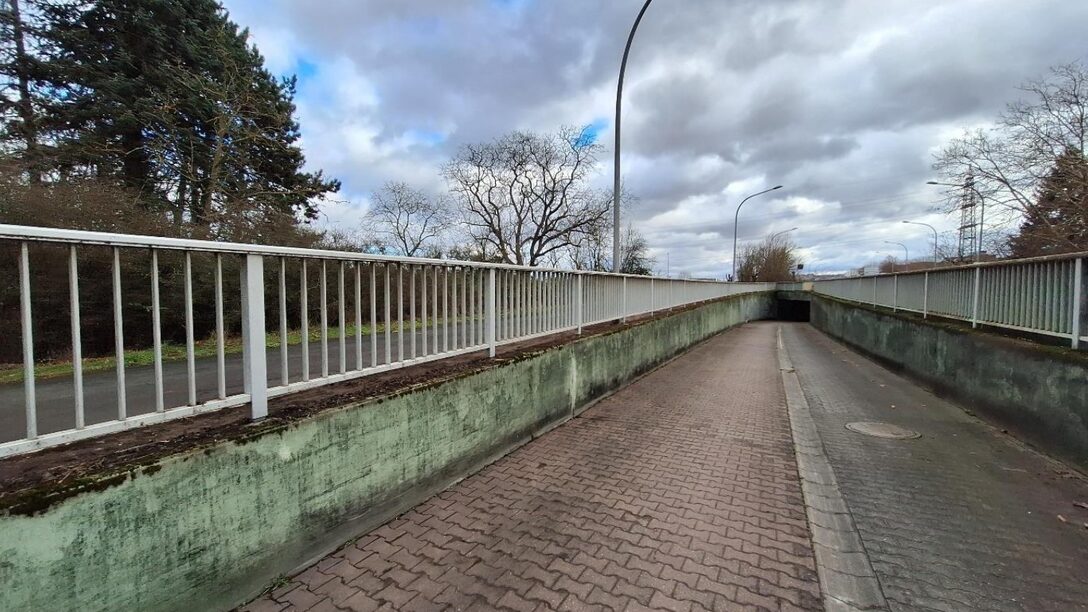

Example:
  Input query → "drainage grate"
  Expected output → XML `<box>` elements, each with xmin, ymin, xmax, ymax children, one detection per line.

<box><xmin>845</xmin><ymin>421</ymin><xmax>921</xmax><ymax>439</ymax></box>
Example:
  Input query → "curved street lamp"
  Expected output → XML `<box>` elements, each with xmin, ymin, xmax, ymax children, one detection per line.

<box><xmin>613</xmin><ymin>0</ymin><xmax>655</xmax><ymax>272</ymax></box>
<box><xmin>884</xmin><ymin>240</ymin><xmax>909</xmax><ymax>267</ymax></box>
<box><xmin>902</xmin><ymin>220</ymin><xmax>938</xmax><ymax>265</ymax></box>
<box><xmin>769</xmin><ymin>227</ymin><xmax>798</xmax><ymax>242</ymax></box>
<box><xmin>731</xmin><ymin>185</ymin><xmax>783</xmax><ymax>281</ymax></box>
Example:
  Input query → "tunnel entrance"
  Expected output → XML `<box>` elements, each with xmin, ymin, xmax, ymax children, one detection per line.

<box><xmin>777</xmin><ymin>299</ymin><xmax>811</xmax><ymax>322</ymax></box>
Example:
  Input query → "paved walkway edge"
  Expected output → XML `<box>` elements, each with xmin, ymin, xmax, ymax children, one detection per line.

<box><xmin>776</xmin><ymin>326</ymin><xmax>889</xmax><ymax>612</ymax></box>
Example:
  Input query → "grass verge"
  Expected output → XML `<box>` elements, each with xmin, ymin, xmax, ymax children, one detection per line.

<box><xmin>0</xmin><ymin>318</ymin><xmax>454</xmax><ymax>385</ymax></box>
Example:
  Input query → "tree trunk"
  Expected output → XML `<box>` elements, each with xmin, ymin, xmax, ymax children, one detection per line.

<box><xmin>9</xmin><ymin>0</ymin><xmax>40</xmax><ymax>182</ymax></box>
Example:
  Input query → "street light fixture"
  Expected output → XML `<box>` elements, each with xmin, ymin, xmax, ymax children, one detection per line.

<box><xmin>927</xmin><ymin>179</ymin><xmax>986</xmax><ymax>263</ymax></box>
<box><xmin>613</xmin><ymin>0</ymin><xmax>655</xmax><ymax>272</ymax></box>
<box><xmin>731</xmin><ymin>185</ymin><xmax>784</xmax><ymax>281</ymax></box>
<box><xmin>902</xmin><ymin>220</ymin><xmax>938</xmax><ymax>265</ymax></box>
<box><xmin>884</xmin><ymin>241</ymin><xmax>908</xmax><ymax>268</ymax></box>
<box><xmin>769</xmin><ymin>227</ymin><xmax>798</xmax><ymax>242</ymax></box>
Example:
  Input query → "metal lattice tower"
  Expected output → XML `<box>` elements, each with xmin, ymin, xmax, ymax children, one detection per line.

<box><xmin>957</xmin><ymin>175</ymin><xmax>978</xmax><ymax>261</ymax></box>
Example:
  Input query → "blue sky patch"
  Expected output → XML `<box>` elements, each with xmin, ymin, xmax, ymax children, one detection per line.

<box><xmin>490</xmin><ymin>0</ymin><xmax>533</xmax><ymax>13</ymax></box>
<box><xmin>405</xmin><ymin>129</ymin><xmax>447</xmax><ymax>147</ymax></box>
<box><xmin>575</xmin><ymin>118</ymin><xmax>609</xmax><ymax>147</ymax></box>
<box><xmin>294</xmin><ymin>57</ymin><xmax>319</xmax><ymax>82</ymax></box>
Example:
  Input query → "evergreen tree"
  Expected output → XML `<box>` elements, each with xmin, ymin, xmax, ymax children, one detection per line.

<box><xmin>2</xmin><ymin>0</ymin><xmax>338</xmax><ymax>236</ymax></box>
<box><xmin>1008</xmin><ymin>148</ymin><xmax>1088</xmax><ymax>257</ymax></box>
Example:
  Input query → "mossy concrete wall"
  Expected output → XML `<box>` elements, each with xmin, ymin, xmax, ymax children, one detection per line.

<box><xmin>0</xmin><ymin>292</ymin><xmax>774</xmax><ymax>612</ymax></box>
<box><xmin>811</xmin><ymin>295</ymin><xmax>1088</xmax><ymax>470</ymax></box>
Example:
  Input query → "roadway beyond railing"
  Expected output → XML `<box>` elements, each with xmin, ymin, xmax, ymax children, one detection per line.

<box><xmin>813</xmin><ymin>252</ymin><xmax>1087</xmax><ymax>349</ymax></box>
<box><xmin>0</xmin><ymin>224</ymin><xmax>774</xmax><ymax>457</ymax></box>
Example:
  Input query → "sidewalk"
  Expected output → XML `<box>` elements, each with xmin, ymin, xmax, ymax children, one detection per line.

<box><xmin>244</xmin><ymin>320</ymin><xmax>1088</xmax><ymax>612</ymax></box>
<box><xmin>244</xmin><ymin>322</ymin><xmax>821</xmax><ymax>612</ymax></box>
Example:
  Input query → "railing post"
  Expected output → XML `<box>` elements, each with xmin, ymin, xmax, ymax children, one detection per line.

<box><xmin>892</xmin><ymin>274</ymin><xmax>898</xmax><ymax>312</ymax></box>
<box><xmin>923</xmin><ymin>271</ymin><xmax>929</xmax><ymax>319</ymax></box>
<box><xmin>621</xmin><ymin>277</ymin><xmax>627</xmax><ymax>323</ymax></box>
<box><xmin>69</xmin><ymin>245</ymin><xmax>84</xmax><ymax>428</ymax></box>
<box><xmin>487</xmin><ymin>268</ymin><xmax>496</xmax><ymax>357</ymax></box>
<box><xmin>113</xmin><ymin>247</ymin><xmax>126</xmax><ymax>420</ymax></box>
<box><xmin>971</xmin><ymin>265</ymin><xmax>981</xmax><ymax>329</ymax></box>
<box><xmin>1072</xmin><ymin>257</ymin><xmax>1083</xmax><ymax>349</ymax></box>
<box><xmin>241</xmin><ymin>254</ymin><xmax>268</xmax><ymax>419</ymax></box>
<box><xmin>576</xmin><ymin>274</ymin><xmax>583</xmax><ymax>334</ymax></box>
<box><xmin>19</xmin><ymin>242</ymin><xmax>36</xmax><ymax>439</ymax></box>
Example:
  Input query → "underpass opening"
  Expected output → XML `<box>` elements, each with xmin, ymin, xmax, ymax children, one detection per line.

<box><xmin>777</xmin><ymin>298</ymin><xmax>811</xmax><ymax>322</ymax></box>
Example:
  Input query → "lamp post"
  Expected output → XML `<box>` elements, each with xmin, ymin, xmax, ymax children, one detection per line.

<box><xmin>769</xmin><ymin>227</ymin><xmax>798</xmax><ymax>242</ymax></box>
<box><xmin>927</xmin><ymin>179</ymin><xmax>985</xmax><ymax>262</ymax></box>
<box><xmin>731</xmin><ymin>185</ymin><xmax>783</xmax><ymax>281</ymax></box>
<box><xmin>884</xmin><ymin>241</ymin><xmax>908</xmax><ymax>270</ymax></box>
<box><xmin>613</xmin><ymin>0</ymin><xmax>655</xmax><ymax>272</ymax></box>
<box><xmin>902</xmin><ymin>220</ymin><xmax>938</xmax><ymax>266</ymax></box>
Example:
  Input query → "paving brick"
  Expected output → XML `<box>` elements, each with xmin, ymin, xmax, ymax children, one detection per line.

<box><xmin>496</xmin><ymin>589</ymin><xmax>540</xmax><ymax>612</ymax></box>
<box><xmin>306</xmin><ymin>597</ymin><xmax>339</xmax><ymax>612</ymax></box>
<box><xmin>554</xmin><ymin>575</ymin><xmax>594</xmax><ymax>601</ymax></box>
<box><xmin>348</xmin><ymin>572</ymin><xmax>387</xmax><ymax>594</ymax></box>
<box><xmin>372</xmin><ymin>584</ymin><xmax>417</xmax><ymax>608</ymax></box>
<box><xmin>337</xmin><ymin>590</ymin><xmax>385</xmax><ymax>612</ymax></box>
<box><xmin>293</xmin><ymin>567</ymin><xmax>334</xmax><ymax>591</ymax></box>
<box><xmin>613</xmin><ymin>579</ymin><xmax>655</xmax><ymax>607</ymax></box>
<box><xmin>278</xmin><ymin>585</ymin><xmax>325</xmax><ymax>610</ymax></box>
<box><xmin>241</xmin><ymin>325</ymin><xmax>821</xmax><ymax>612</ymax></box>
<box><xmin>239</xmin><ymin>597</ymin><xmax>287</xmax><ymax>612</ymax></box>
<box><xmin>433</xmin><ymin>587</ymin><xmax>484</xmax><ymax>611</ymax></box>
<box><xmin>524</xmin><ymin>583</ymin><xmax>566</xmax><ymax>608</ymax></box>
<box><xmin>325</xmin><ymin>559</ymin><xmax>366</xmax><ymax>584</ymax></box>
<box><xmin>735</xmin><ymin>585</ymin><xmax>779</xmax><ymax>610</ymax></box>
<box><xmin>649</xmin><ymin>590</ymin><xmax>693</xmax><ymax>612</ymax></box>
<box><xmin>311</xmin><ymin>577</ymin><xmax>358</xmax><ymax>606</ymax></box>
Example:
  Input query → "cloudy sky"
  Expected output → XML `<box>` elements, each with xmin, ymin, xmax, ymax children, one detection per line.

<box><xmin>222</xmin><ymin>0</ymin><xmax>1087</xmax><ymax>277</ymax></box>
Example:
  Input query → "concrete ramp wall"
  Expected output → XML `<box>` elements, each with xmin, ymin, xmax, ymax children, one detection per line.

<box><xmin>0</xmin><ymin>292</ymin><xmax>774</xmax><ymax>612</ymax></box>
<box><xmin>811</xmin><ymin>295</ymin><xmax>1088</xmax><ymax>471</ymax></box>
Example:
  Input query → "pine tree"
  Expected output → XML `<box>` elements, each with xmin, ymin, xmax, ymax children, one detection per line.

<box><xmin>6</xmin><ymin>0</ymin><xmax>338</xmax><ymax>234</ymax></box>
<box><xmin>1008</xmin><ymin>148</ymin><xmax>1088</xmax><ymax>257</ymax></box>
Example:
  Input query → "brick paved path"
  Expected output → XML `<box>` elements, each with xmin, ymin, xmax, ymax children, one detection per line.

<box><xmin>782</xmin><ymin>323</ymin><xmax>1088</xmax><ymax>612</ymax></box>
<box><xmin>245</xmin><ymin>323</ymin><xmax>821</xmax><ymax>612</ymax></box>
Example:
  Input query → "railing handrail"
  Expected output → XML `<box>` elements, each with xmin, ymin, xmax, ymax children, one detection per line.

<box><xmin>812</xmin><ymin>249</ymin><xmax>1088</xmax><ymax>282</ymax></box>
<box><xmin>0</xmin><ymin>223</ymin><xmax>757</xmax><ymax>284</ymax></box>
<box><xmin>811</xmin><ymin>252</ymin><xmax>1085</xmax><ymax>351</ymax></box>
<box><xmin>0</xmin><ymin>223</ymin><xmax>778</xmax><ymax>458</ymax></box>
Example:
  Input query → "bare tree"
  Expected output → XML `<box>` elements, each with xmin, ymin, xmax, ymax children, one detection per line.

<box><xmin>736</xmin><ymin>233</ymin><xmax>798</xmax><ymax>282</ymax></box>
<box><xmin>569</xmin><ymin>222</ymin><xmax>654</xmax><ymax>274</ymax></box>
<box><xmin>877</xmin><ymin>256</ymin><xmax>900</xmax><ymax>274</ymax></box>
<box><xmin>444</xmin><ymin>126</ymin><xmax>610</xmax><ymax>266</ymax></box>
<box><xmin>934</xmin><ymin>62</ymin><xmax>1088</xmax><ymax>252</ymax></box>
<box><xmin>362</xmin><ymin>181</ymin><xmax>451</xmax><ymax>256</ymax></box>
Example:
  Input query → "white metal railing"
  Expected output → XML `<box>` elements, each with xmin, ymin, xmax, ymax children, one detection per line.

<box><xmin>0</xmin><ymin>224</ymin><xmax>774</xmax><ymax>457</ymax></box>
<box><xmin>813</xmin><ymin>253</ymin><xmax>1087</xmax><ymax>349</ymax></box>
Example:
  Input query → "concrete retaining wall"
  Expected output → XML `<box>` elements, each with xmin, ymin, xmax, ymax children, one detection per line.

<box><xmin>0</xmin><ymin>292</ymin><xmax>774</xmax><ymax>612</ymax></box>
<box><xmin>811</xmin><ymin>295</ymin><xmax>1088</xmax><ymax>470</ymax></box>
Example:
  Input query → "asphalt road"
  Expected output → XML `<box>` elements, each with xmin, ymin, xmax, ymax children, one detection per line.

<box><xmin>1</xmin><ymin>320</ymin><xmax>489</xmax><ymax>443</ymax></box>
<box><xmin>782</xmin><ymin>322</ymin><xmax>1088</xmax><ymax>611</ymax></box>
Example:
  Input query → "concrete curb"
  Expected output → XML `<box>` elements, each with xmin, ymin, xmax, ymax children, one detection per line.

<box><xmin>777</xmin><ymin>326</ymin><xmax>889</xmax><ymax>612</ymax></box>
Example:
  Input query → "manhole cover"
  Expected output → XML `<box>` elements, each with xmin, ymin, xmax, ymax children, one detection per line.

<box><xmin>845</xmin><ymin>421</ymin><xmax>921</xmax><ymax>439</ymax></box>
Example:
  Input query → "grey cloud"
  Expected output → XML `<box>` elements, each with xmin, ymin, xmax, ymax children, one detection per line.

<box><xmin>224</xmin><ymin>0</ymin><xmax>1088</xmax><ymax>275</ymax></box>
